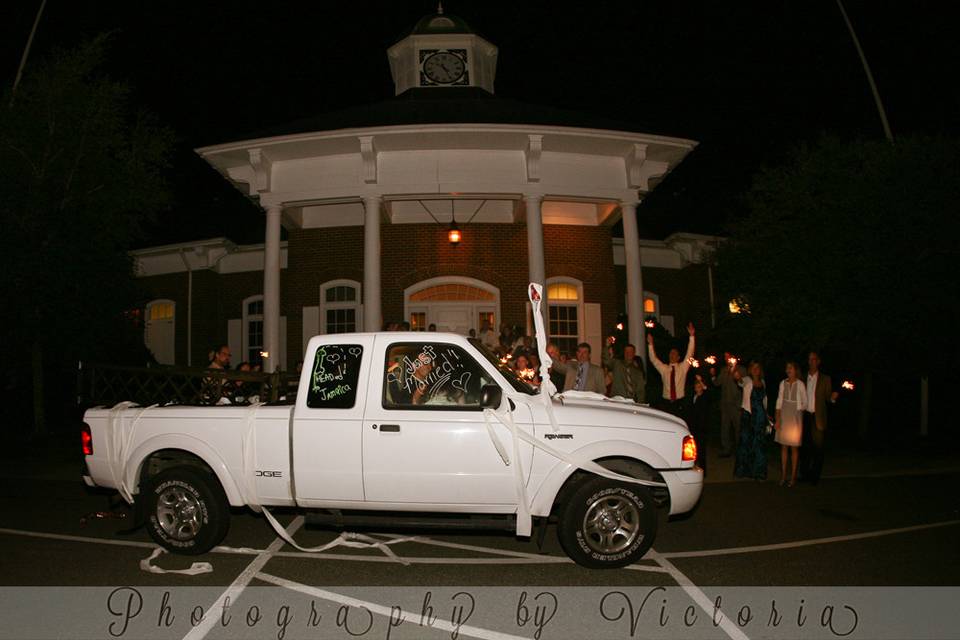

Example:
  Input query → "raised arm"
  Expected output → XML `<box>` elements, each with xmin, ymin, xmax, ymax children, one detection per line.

<box><xmin>684</xmin><ymin>322</ymin><xmax>696</xmax><ymax>362</ymax></box>
<box><xmin>646</xmin><ymin>334</ymin><xmax>666</xmax><ymax>371</ymax></box>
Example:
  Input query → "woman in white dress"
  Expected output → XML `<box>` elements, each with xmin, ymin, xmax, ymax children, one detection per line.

<box><xmin>775</xmin><ymin>361</ymin><xmax>807</xmax><ymax>486</ymax></box>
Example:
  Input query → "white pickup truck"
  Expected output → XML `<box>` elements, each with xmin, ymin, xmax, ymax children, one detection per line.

<box><xmin>82</xmin><ymin>332</ymin><xmax>702</xmax><ymax>568</ymax></box>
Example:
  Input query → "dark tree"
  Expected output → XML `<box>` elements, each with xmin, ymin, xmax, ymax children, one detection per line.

<box><xmin>715</xmin><ymin>135</ymin><xmax>960</xmax><ymax>435</ymax></box>
<box><xmin>1</xmin><ymin>35</ymin><xmax>174</xmax><ymax>435</ymax></box>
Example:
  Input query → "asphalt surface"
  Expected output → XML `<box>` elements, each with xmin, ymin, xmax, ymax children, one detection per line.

<box><xmin>0</xmin><ymin>438</ymin><xmax>958</xmax><ymax>639</ymax></box>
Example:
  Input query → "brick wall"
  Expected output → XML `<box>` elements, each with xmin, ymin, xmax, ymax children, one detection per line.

<box><xmin>138</xmin><ymin>223</ymin><xmax>624</xmax><ymax>369</ymax></box>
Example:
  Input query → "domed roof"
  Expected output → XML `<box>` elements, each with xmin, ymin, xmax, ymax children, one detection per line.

<box><xmin>409</xmin><ymin>4</ymin><xmax>474</xmax><ymax>36</ymax></box>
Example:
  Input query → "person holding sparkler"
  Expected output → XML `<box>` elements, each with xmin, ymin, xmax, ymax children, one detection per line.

<box><xmin>710</xmin><ymin>352</ymin><xmax>747</xmax><ymax>458</ymax></box>
<box><xmin>774</xmin><ymin>361</ymin><xmax>807</xmax><ymax>486</ymax></box>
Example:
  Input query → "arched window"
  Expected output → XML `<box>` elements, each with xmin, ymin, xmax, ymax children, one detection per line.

<box><xmin>321</xmin><ymin>280</ymin><xmax>361</xmax><ymax>334</ymax></box>
<box><xmin>546</xmin><ymin>278</ymin><xmax>583</xmax><ymax>358</ymax></box>
<box><xmin>145</xmin><ymin>299</ymin><xmax>176</xmax><ymax>365</ymax></box>
<box><xmin>242</xmin><ymin>295</ymin><xmax>264</xmax><ymax>364</ymax></box>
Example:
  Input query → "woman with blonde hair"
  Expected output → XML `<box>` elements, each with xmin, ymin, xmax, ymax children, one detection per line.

<box><xmin>775</xmin><ymin>361</ymin><xmax>807</xmax><ymax>486</ymax></box>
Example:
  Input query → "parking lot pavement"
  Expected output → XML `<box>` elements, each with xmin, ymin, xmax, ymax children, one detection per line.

<box><xmin>1</xmin><ymin>442</ymin><xmax>958</xmax><ymax>640</ymax></box>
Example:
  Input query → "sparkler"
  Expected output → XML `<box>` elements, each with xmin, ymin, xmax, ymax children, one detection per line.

<box><xmin>688</xmin><ymin>358</ymin><xmax>700</xmax><ymax>368</ymax></box>
<box><xmin>644</xmin><ymin>320</ymin><xmax>655</xmax><ymax>328</ymax></box>
<box><xmin>727</xmin><ymin>357</ymin><xmax>738</xmax><ymax>366</ymax></box>
<box><xmin>842</xmin><ymin>380</ymin><xmax>855</xmax><ymax>391</ymax></box>
<box><xmin>704</xmin><ymin>355</ymin><xmax>717</xmax><ymax>365</ymax></box>
<box><xmin>616</xmin><ymin>322</ymin><xmax>624</xmax><ymax>331</ymax></box>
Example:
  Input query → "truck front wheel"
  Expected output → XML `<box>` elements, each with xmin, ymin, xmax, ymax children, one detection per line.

<box><xmin>557</xmin><ymin>477</ymin><xmax>657</xmax><ymax>569</ymax></box>
<box><xmin>143</xmin><ymin>466</ymin><xmax>230</xmax><ymax>555</ymax></box>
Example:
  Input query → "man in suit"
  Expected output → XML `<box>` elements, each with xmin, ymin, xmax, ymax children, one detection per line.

<box><xmin>548</xmin><ymin>342</ymin><xmax>606</xmax><ymax>394</ymax></box>
<box><xmin>800</xmin><ymin>350</ymin><xmax>839</xmax><ymax>484</ymax></box>
<box><xmin>710</xmin><ymin>352</ymin><xmax>747</xmax><ymax>457</ymax></box>
<box><xmin>603</xmin><ymin>337</ymin><xmax>646</xmax><ymax>403</ymax></box>
<box><xmin>648</xmin><ymin>322</ymin><xmax>696</xmax><ymax>418</ymax></box>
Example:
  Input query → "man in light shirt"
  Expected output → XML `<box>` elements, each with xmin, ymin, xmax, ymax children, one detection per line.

<box><xmin>647</xmin><ymin>322</ymin><xmax>696</xmax><ymax>418</ymax></box>
<box><xmin>800</xmin><ymin>350</ymin><xmax>839</xmax><ymax>485</ymax></box>
<box><xmin>479</xmin><ymin>321</ymin><xmax>498</xmax><ymax>350</ymax></box>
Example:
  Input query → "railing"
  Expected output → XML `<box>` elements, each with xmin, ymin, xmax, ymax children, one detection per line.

<box><xmin>78</xmin><ymin>362</ymin><xmax>299</xmax><ymax>408</ymax></box>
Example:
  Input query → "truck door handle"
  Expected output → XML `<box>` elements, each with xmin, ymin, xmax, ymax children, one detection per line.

<box><xmin>379</xmin><ymin>424</ymin><xmax>401</xmax><ymax>433</ymax></box>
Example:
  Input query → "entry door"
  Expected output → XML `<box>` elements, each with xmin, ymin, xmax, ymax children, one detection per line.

<box><xmin>434</xmin><ymin>305</ymin><xmax>471</xmax><ymax>335</ymax></box>
<box><xmin>362</xmin><ymin>337</ymin><xmax>533</xmax><ymax>507</ymax></box>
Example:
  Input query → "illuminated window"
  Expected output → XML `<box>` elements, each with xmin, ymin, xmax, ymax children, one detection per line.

<box><xmin>321</xmin><ymin>280</ymin><xmax>361</xmax><ymax>334</ymax></box>
<box><xmin>148</xmin><ymin>302</ymin><xmax>175</xmax><ymax>321</ymax></box>
<box><xmin>644</xmin><ymin>298</ymin><xmax>656</xmax><ymax>314</ymax></box>
<box><xmin>547</xmin><ymin>282</ymin><xmax>579</xmax><ymax>301</ymax></box>
<box><xmin>547</xmin><ymin>278</ymin><xmax>583</xmax><ymax>357</ymax></box>
<box><xmin>409</xmin><ymin>284</ymin><xmax>496</xmax><ymax>302</ymax></box>
<box><xmin>410</xmin><ymin>312</ymin><xmax>426</xmax><ymax>331</ymax></box>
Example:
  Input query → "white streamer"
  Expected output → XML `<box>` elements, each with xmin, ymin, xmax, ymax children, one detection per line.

<box><xmin>106</xmin><ymin>401</ymin><xmax>158</xmax><ymax>504</ymax></box>
<box><xmin>139</xmin><ymin>547</ymin><xmax>213</xmax><ymax>575</ymax></box>
<box><xmin>528</xmin><ymin>283</ymin><xmax>561</xmax><ymax>433</ymax></box>
<box><xmin>259</xmin><ymin>507</ymin><xmax>416</xmax><ymax>565</ymax></box>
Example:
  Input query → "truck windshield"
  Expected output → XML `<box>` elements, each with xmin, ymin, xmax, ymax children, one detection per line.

<box><xmin>468</xmin><ymin>338</ymin><xmax>539</xmax><ymax>396</ymax></box>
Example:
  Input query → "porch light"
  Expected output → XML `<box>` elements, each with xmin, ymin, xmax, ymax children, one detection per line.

<box><xmin>448</xmin><ymin>223</ymin><xmax>461</xmax><ymax>245</ymax></box>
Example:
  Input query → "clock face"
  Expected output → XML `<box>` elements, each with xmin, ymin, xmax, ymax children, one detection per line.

<box><xmin>421</xmin><ymin>50</ymin><xmax>467</xmax><ymax>85</ymax></box>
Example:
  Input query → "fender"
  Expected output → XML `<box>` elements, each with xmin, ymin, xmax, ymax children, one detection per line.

<box><xmin>528</xmin><ymin>439</ymin><xmax>670</xmax><ymax>517</ymax></box>
<box><xmin>126</xmin><ymin>434</ymin><xmax>245</xmax><ymax>507</ymax></box>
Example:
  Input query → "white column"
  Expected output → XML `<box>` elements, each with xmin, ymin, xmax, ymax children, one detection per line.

<box><xmin>263</xmin><ymin>203</ymin><xmax>282</xmax><ymax>372</ymax></box>
<box><xmin>363</xmin><ymin>195</ymin><xmax>382</xmax><ymax>332</ymax></box>
<box><xmin>621</xmin><ymin>200</ymin><xmax>646</xmax><ymax>351</ymax></box>
<box><xmin>524</xmin><ymin>194</ymin><xmax>547</xmax><ymax>327</ymax></box>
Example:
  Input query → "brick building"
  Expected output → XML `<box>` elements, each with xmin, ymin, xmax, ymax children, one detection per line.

<box><xmin>132</xmin><ymin>9</ymin><xmax>721</xmax><ymax>370</ymax></box>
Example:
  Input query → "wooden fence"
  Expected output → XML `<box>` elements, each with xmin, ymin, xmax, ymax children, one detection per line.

<box><xmin>77</xmin><ymin>363</ymin><xmax>299</xmax><ymax>408</ymax></box>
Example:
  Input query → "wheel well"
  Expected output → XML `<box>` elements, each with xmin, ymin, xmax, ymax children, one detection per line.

<box><xmin>137</xmin><ymin>449</ymin><xmax>218</xmax><ymax>493</ymax></box>
<box><xmin>551</xmin><ymin>456</ymin><xmax>669</xmax><ymax>515</ymax></box>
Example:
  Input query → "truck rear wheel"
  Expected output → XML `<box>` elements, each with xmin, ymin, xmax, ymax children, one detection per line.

<box><xmin>557</xmin><ymin>477</ymin><xmax>657</xmax><ymax>569</ymax></box>
<box><xmin>143</xmin><ymin>466</ymin><xmax>229</xmax><ymax>555</ymax></box>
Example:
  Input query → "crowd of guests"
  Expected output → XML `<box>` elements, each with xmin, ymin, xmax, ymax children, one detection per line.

<box><xmin>464</xmin><ymin>320</ymin><xmax>839</xmax><ymax>487</ymax></box>
<box><xmin>205</xmin><ymin>321</ymin><xmax>840</xmax><ymax>485</ymax></box>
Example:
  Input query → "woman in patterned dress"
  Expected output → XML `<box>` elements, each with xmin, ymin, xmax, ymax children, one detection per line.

<box><xmin>734</xmin><ymin>361</ymin><xmax>768</xmax><ymax>480</ymax></box>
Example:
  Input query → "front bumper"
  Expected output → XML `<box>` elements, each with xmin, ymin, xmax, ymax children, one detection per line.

<box><xmin>660</xmin><ymin>467</ymin><xmax>703</xmax><ymax>515</ymax></box>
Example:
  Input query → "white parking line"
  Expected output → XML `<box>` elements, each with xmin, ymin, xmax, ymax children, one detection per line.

<box><xmin>378</xmin><ymin>533</ymin><xmax>669</xmax><ymax>572</ymax></box>
<box><xmin>647</xmin><ymin>548</ymin><xmax>751</xmax><ymax>640</ymax></box>
<box><xmin>257</xmin><ymin>571</ymin><xmax>529</xmax><ymax>640</ymax></box>
<box><xmin>658</xmin><ymin>519</ymin><xmax>960</xmax><ymax>559</ymax></box>
<box><xmin>180</xmin><ymin>515</ymin><xmax>303</xmax><ymax>640</ymax></box>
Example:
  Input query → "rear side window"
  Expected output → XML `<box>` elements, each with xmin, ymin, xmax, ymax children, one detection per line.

<box><xmin>306</xmin><ymin>344</ymin><xmax>363</xmax><ymax>409</ymax></box>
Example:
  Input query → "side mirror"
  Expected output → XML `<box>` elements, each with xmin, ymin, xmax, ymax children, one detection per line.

<box><xmin>479</xmin><ymin>384</ymin><xmax>503</xmax><ymax>409</ymax></box>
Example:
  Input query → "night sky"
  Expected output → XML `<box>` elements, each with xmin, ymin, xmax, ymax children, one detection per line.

<box><xmin>2</xmin><ymin>1</ymin><xmax>957</xmax><ymax>246</ymax></box>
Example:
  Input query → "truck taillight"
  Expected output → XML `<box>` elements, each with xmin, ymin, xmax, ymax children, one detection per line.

<box><xmin>682</xmin><ymin>435</ymin><xmax>697</xmax><ymax>462</ymax></box>
<box><xmin>81</xmin><ymin>424</ymin><xmax>93</xmax><ymax>456</ymax></box>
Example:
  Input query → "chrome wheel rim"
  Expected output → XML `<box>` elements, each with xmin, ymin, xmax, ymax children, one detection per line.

<box><xmin>156</xmin><ymin>487</ymin><xmax>202</xmax><ymax>541</ymax></box>
<box><xmin>582</xmin><ymin>494</ymin><xmax>641</xmax><ymax>554</ymax></box>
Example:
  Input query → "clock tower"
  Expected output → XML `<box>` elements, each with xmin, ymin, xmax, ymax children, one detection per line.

<box><xmin>387</xmin><ymin>4</ymin><xmax>498</xmax><ymax>95</ymax></box>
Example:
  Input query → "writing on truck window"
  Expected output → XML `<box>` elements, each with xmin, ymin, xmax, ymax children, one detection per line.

<box><xmin>306</xmin><ymin>344</ymin><xmax>363</xmax><ymax>409</ymax></box>
<box><xmin>383</xmin><ymin>342</ymin><xmax>493</xmax><ymax>409</ymax></box>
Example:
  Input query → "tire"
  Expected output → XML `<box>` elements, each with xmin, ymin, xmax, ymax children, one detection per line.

<box><xmin>143</xmin><ymin>466</ymin><xmax>230</xmax><ymax>555</ymax></box>
<box><xmin>556</xmin><ymin>477</ymin><xmax>657</xmax><ymax>569</ymax></box>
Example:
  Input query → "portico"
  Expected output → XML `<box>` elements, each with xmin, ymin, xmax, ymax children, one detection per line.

<box><xmin>194</xmin><ymin>8</ymin><xmax>696</xmax><ymax>371</ymax></box>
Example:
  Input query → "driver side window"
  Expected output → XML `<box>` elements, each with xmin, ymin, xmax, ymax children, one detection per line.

<box><xmin>383</xmin><ymin>342</ymin><xmax>495</xmax><ymax>410</ymax></box>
